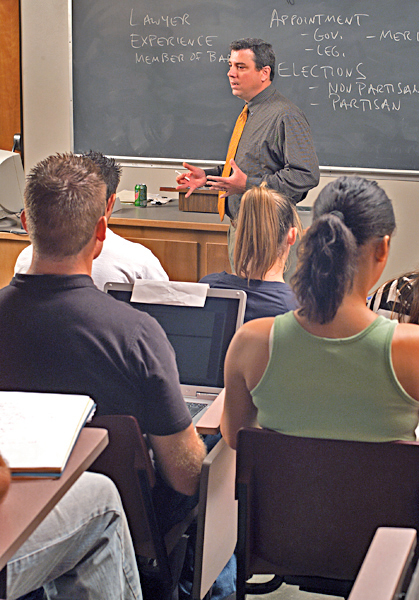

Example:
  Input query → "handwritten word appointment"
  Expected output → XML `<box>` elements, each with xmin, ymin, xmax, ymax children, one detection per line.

<box><xmin>270</xmin><ymin>12</ymin><xmax>369</xmax><ymax>27</ymax></box>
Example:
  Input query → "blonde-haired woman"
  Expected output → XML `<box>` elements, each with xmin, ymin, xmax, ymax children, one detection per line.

<box><xmin>200</xmin><ymin>184</ymin><xmax>301</xmax><ymax>322</ymax></box>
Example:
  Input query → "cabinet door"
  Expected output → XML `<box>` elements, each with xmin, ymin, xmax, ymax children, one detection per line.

<box><xmin>126</xmin><ymin>237</ymin><xmax>199</xmax><ymax>282</ymax></box>
<box><xmin>206</xmin><ymin>243</ymin><xmax>230</xmax><ymax>275</ymax></box>
<box><xmin>0</xmin><ymin>0</ymin><xmax>21</xmax><ymax>151</ymax></box>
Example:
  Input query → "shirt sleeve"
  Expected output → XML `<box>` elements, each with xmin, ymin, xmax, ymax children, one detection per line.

<box><xmin>128</xmin><ymin>315</ymin><xmax>192</xmax><ymax>436</ymax></box>
<box><xmin>204</xmin><ymin>165</ymin><xmax>223</xmax><ymax>178</ymax></box>
<box><xmin>14</xmin><ymin>245</ymin><xmax>33</xmax><ymax>274</ymax></box>
<box><xmin>368</xmin><ymin>277</ymin><xmax>414</xmax><ymax>322</ymax></box>
<box><xmin>138</xmin><ymin>252</ymin><xmax>169</xmax><ymax>281</ymax></box>
<box><xmin>247</xmin><ymin>114</ymin><xmax>320</xmax><ymax>204</ymax></box>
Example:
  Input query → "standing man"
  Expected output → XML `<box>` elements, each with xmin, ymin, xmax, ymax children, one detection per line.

<box><xmin>176</xmin><ymin>38</ymin><xmax>319</xmax><ymax>265</ymax></box>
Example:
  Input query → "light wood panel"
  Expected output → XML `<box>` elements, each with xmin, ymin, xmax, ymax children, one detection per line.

<box><xmin>110</xmin><ymin>216</ymin><xmax>229</xmax><ymax>282</ymax></box>
<box><xmin>0</xmin><ymin>0</ymin><xmax>21</xmax><ymax>151</ymax></box>
<box><xmin>126</xmin><ymin>237</ymin><xmax>199</xmax><ymax>282</ymax></box>
<box><xmin>0</xmin><ymin>233</ymin><xmax>30</xmax><ymax>288</ymax></box>
<box><xmin>0</xmin><ymin>214</ymin><xmax>229</xmax><ymax>289</ymax></box>
<box><xmin>205</xmin><ymin>243</ymin><xmax>230</xmax><ymax>275</ymax></box>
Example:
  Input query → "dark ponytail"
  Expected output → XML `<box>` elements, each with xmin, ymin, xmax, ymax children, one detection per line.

<box><xmin>291</xmin><ymin>176</ymin><xmax>396</xmax><ymax>324</ymax></box>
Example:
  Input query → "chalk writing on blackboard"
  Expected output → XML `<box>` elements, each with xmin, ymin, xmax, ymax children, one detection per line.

<box><xmin>72</xmin><ymin>0</ymin><xmax>419</xmax><ymax>170</ymax></box>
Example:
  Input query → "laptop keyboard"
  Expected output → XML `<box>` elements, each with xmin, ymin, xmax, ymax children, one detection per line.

<box><xmin>187</xmin><ymin>402</ymin><xmax>208</xmax><ymax>418</ymax></box>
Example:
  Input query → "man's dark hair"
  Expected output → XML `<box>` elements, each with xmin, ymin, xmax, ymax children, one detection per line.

<box><xmin>84</xmin><ymin>150</ymin><xmax>122</xmax><ymax>200</ymax></box>
<box><xmin>230</xmin><ymin>38</ymin><xmax>275</xmax><ymax>81</ymax></box>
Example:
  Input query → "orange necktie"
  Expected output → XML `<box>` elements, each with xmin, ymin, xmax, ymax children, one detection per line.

<box><xmin>218</xmin><ymin>104</ymin><xmax>249</xmax><ymax>221</ymax></box>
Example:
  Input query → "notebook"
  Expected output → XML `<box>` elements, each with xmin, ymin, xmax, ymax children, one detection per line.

<box><xmin>104</xmin><ymin>282</ymin><xmax>246</xmax><ymax>422</ymax></box>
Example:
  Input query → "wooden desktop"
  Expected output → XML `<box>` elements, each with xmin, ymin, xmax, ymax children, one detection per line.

<box><xmin>0</xmin><ymin>428</ymin><xmax>108</xmax><ymax>598</ymax></box>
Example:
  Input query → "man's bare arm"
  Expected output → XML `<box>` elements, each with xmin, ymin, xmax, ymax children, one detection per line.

<box><xmin>148</xmin><ymin>424</ymin><xmax>207</xmax><ymax>496</ymax></box>
<box><xmin>0</xmin><ymin>453</ymin><xmax>11</xmax><ymax>504</ymax></box>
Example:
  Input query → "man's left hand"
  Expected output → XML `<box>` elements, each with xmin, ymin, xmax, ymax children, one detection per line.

<box><xmin>207</xmin><ymin>159</ymin><xmax>247</xmax><ymax>197</ymax></box>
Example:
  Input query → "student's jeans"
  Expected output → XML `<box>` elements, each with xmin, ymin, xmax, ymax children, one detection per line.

<box><xmin>6</xmin><ymin>472</ymin><xmax>142</xmax><ymax>600</ymax></box>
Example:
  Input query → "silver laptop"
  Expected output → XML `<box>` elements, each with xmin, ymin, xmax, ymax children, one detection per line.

<box><xmin>104</xmin><ymin>282</ymin><xmax>247</xmax><ymax>422</ymax></box>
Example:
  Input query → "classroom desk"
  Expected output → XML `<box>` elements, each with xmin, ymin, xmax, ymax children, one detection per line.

<box><xmin>195</xmin><ymin>389</ymin><xmax>224</xmax><ymax>436</ymax></box>
<box><xmin>108</xmin><ymin>200</ymin><xmax>230</xmax><ymax>282</ymax></box>
<box><xmin>0</xmin><ymin>202</ymin><xmax>230</xmax><ymax>288</ymax></box>
<box><xmin>0</xmin><ymin>427</ymin><xmax>108</xmax><ymax>598</ymax></box>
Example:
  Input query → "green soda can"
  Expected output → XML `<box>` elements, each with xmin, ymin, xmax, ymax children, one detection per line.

<box><xmin>134</xmin><ymin>184</ymin><xmax>147</xmax><ymax>207</ymax></box>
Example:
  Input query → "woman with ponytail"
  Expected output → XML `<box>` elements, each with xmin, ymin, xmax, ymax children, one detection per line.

<box><xmin>220</xmin><ymin>176</ymin><xmax>419</xmax><ymax>449</ymax></box>
<box><xmin>200</xmin><ymin>183</ymin><xmax>300</xmax><ymax>322</ymax></box>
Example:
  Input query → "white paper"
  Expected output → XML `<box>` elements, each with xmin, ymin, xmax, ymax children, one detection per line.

<box><xmin>117</xmin><ymin>189</ymin><xmax>135</xmax><ymax>203</ymax></box>
<box><xmin>131</xmin><ymin>280</ymin><xmax>209</xmax><ymax>306</ymax></box>
<box><xmin>0</xmin><ymin>391</ymin><xmax>95</xmax><ymax>476</ymax></box>
<box><xmin>116</xmin><ymin>189</ymin><xmax>173</xmax><ymax>205</ymax></box>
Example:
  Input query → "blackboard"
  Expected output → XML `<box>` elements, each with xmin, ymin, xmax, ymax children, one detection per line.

<box><xmin>72</xmin><ymin>0</ymin><xmax>419</xmax><ymax>171</ymax></box>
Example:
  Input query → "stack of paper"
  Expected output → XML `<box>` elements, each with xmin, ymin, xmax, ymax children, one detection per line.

<box><xmin>0</xmin><ymin>391</ymin><xmax>96</xmax><ymax>478</ymax></box>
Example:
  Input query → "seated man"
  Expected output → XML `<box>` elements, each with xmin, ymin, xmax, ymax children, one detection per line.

<box><xmin>14</xmin><ymin>150</ymin><xmax>168</xmax><ymax>289</ymax></box>
<box><xmin>0</xmin><ymin>153</ymin><xmax>206</xmax><ymax>522</ymax></box>
<box><xmin>0</xmin><ymin>453</ymin><xmax>142</xmax><ymax>600</ymax></box>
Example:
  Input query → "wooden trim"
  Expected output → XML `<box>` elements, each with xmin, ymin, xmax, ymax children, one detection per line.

<box><xmin>109</xmin><ymin>216</ymin><xmax>228</xmax><ymax>232</ymax></box>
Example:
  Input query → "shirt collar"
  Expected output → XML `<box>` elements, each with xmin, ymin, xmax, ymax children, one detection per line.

<box><xmin>247</xmin><ymin>84</ymin><xmax>276</xmax><ymax>112</ymax></box>
<box><xmin>12</xmin><ymin>273</ymin><xmax>96</xmax><ymax>291</ymax></box>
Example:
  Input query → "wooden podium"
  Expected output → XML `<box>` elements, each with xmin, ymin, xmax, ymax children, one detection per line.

<box><xmin>178</xmin><ymin>189</ymin><xmax>218</xmax><ymax>214</ymax></box>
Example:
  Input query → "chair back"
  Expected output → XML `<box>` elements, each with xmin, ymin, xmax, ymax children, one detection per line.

<box><xmin>236</xmin><ymin>428</ymin><xmax>419</xmax><ymax>594</ymax></box>
<box><xmin>88</xmin><ymin>415</ymin><xmax>161</xmax><ymax>558</ymax></box>
<box><xmin>88</xmin><ymin>415</ymin><xmax>236</xmax><ymax>600</ymax></box>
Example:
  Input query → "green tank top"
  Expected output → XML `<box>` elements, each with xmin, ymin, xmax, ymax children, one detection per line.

<box><xmin>251</xmin><ymin>311</ymin><xmax>419</xmax><ymax>442</ymax></box>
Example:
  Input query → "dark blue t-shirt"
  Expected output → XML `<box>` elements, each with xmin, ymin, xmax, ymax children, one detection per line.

<box><xmin>0</xmin><ymin>274</ymin><xmax>191</xmax><ymax>436</ymax></box>
<box><xmin>200</xmin><ymin>271</ymin><xmax>298</xmax><ymax>322</ymax></box>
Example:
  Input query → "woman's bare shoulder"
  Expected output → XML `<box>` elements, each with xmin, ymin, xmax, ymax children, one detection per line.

<box><xmin>392</xmin><ymin>322</ymin><xmax>419</xmax><ymax>345</ymax></box>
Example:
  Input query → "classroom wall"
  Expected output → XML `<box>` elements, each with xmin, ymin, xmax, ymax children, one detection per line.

<box><xmin>21</xmin><ymin>0</ymin><xmax>419</xmax><ymax>288</ymax></box>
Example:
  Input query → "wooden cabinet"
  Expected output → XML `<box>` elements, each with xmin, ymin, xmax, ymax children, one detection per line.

<box><xmin>109</xmin><ymin>217</ymin><xmax>230</xmax><ymax>281</ymax></box>
<box><xmin>108</xmin><ymin>203</ymin><xmax>230</xmax><ymax>282</ymax></box>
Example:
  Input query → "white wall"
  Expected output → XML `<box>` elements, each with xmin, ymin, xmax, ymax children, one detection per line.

<box><xmin>21</xmin><ymin>0</ymin><xmax>419</xmax><ymax>287</ymax></box>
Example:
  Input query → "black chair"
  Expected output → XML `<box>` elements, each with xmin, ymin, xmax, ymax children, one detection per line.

<box><xmin>235</xmin><ymin>428</ymin><xmax>419</xmax><ymax>599</ymax></box>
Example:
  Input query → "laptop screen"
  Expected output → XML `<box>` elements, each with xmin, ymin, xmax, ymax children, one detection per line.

<box><xmin>106</xmin><ymin>286</ymin><xmax>245</xmax><ymax>389</ymax></box>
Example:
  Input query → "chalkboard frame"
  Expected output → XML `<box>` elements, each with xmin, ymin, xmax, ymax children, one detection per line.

<box><xmin>70</xmin><ymin>0</ymin><xmax>419</xmax><ymax>177</ymax></box>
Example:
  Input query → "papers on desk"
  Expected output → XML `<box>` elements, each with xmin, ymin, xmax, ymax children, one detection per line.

<box><xmin>0</xmin><ymin>391</ymin><xmax>96</xmax><ymax>478</ymax></box>
<box><xmin>117</xmin><ymin>189</ymin><xmax>173</xmax><ymax>205</ymax></box>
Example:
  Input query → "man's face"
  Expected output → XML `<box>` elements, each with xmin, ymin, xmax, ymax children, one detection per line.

<box><xmin>227</xmin><ymin>49</ymin><xmax>270</xmax><ymax>103</ymax></box>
